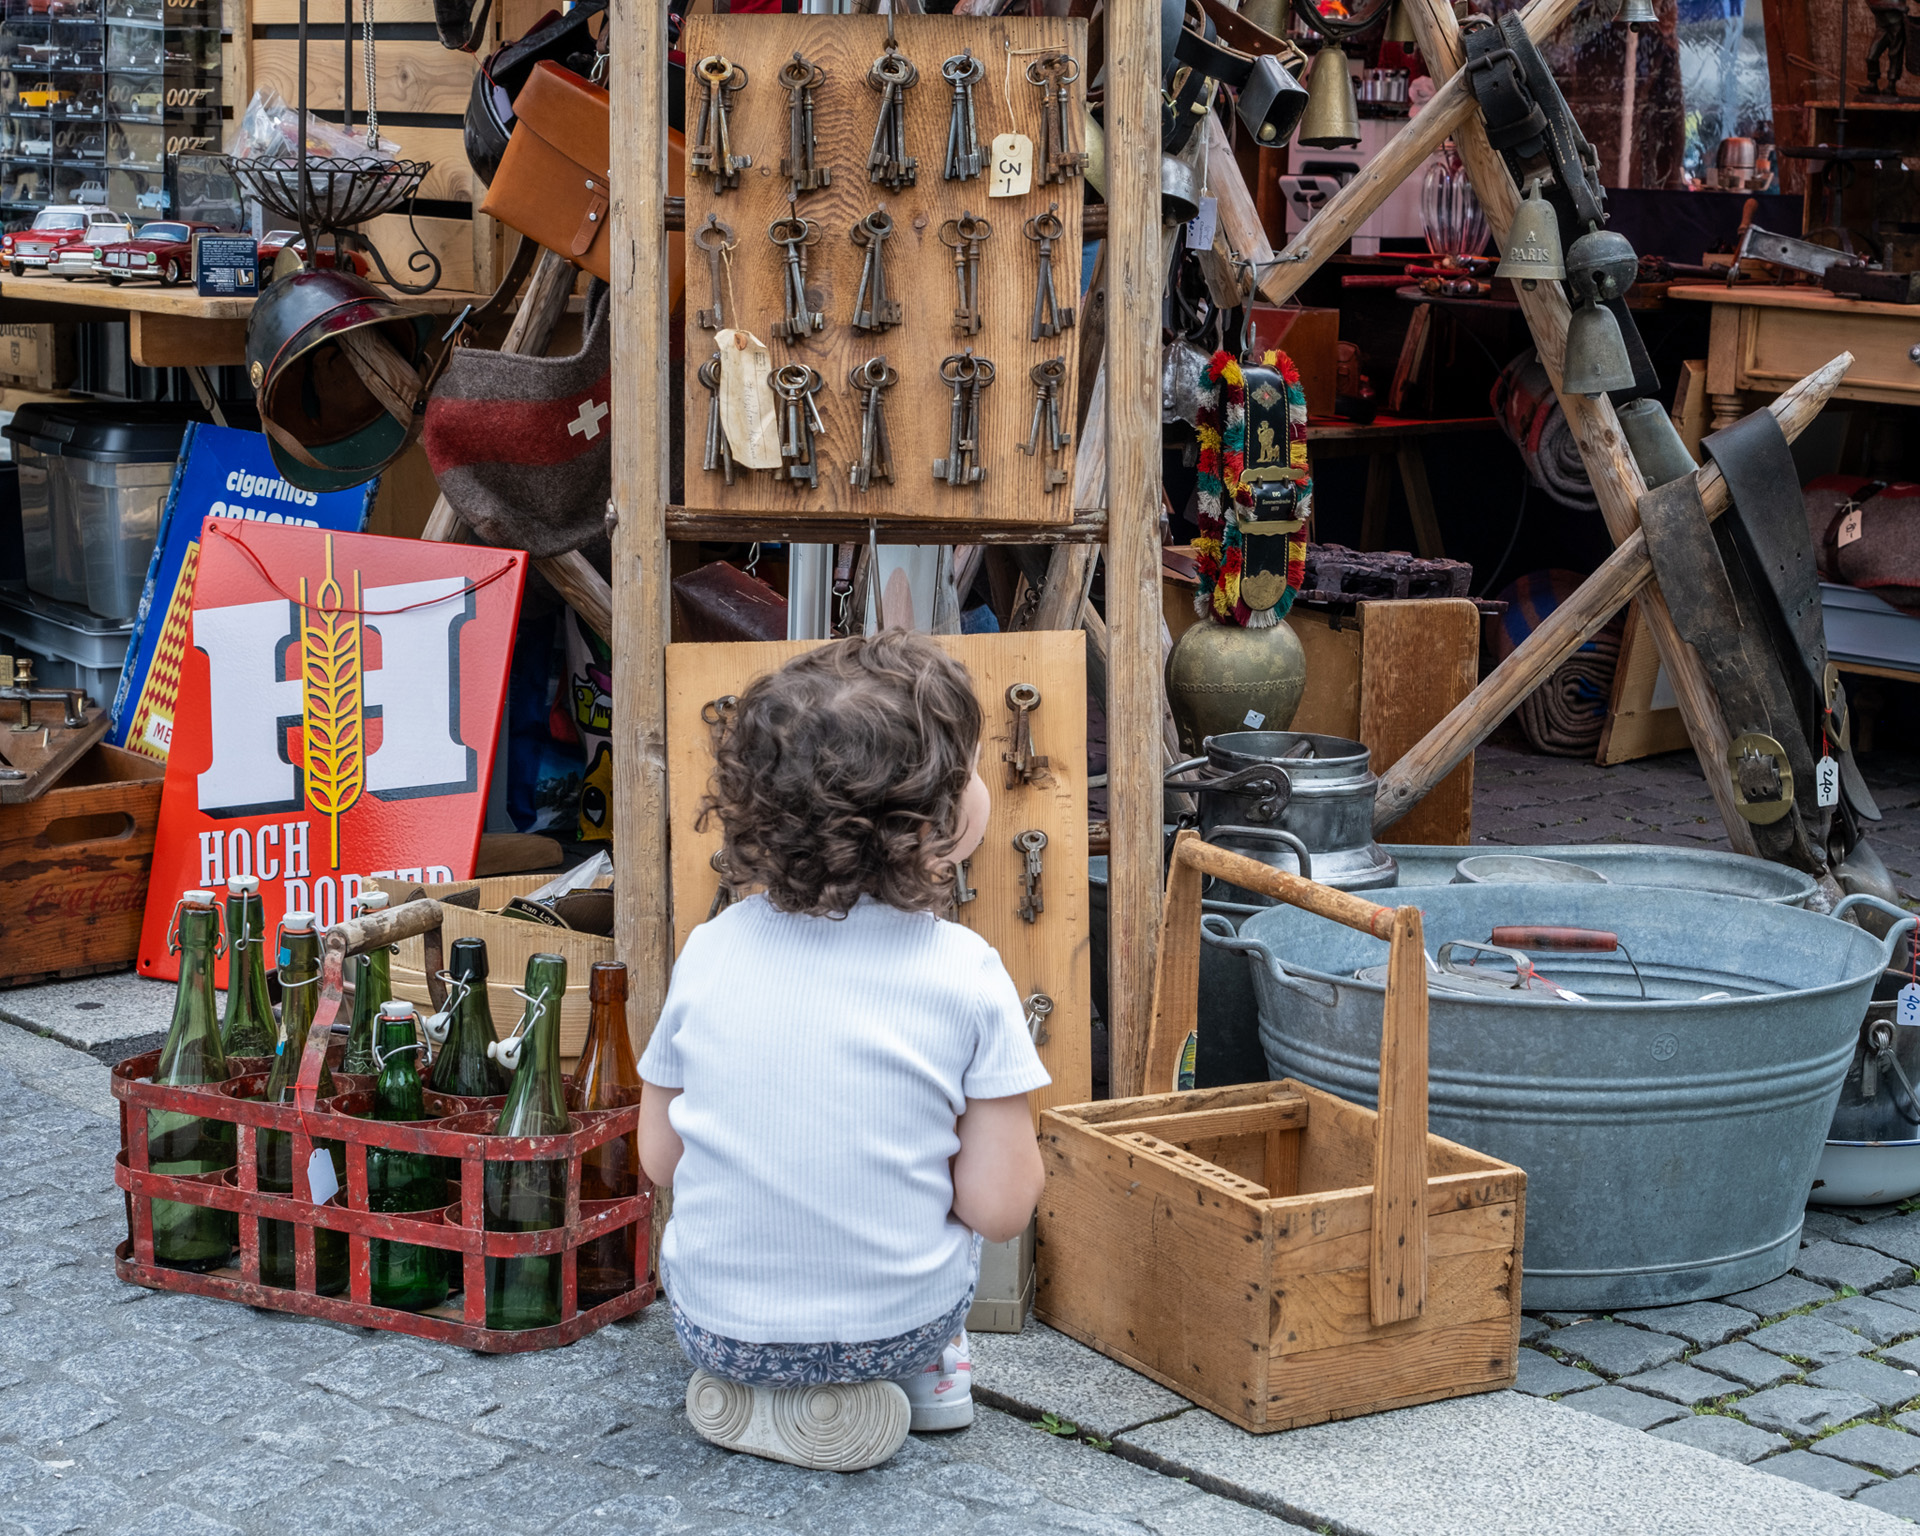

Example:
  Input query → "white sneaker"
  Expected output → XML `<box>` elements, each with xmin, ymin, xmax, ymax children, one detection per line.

<box><xmin>898</xmin><ymin>1330</ymin><xmax>974</xmax><ymax>1432</ymax></box>
<box><xmin>684</xmin><ymin>1370</ymin><xmax>910</xmax><ymax>1472</ymax></box>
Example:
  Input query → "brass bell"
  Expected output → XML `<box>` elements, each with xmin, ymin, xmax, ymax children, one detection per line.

<box><xmin>1161</xmin><ymin>138</ymin><xmax>1204</xmax><ymax>225</ymax></box>
<box><xmin>1616</xmin><ymin>398</ymin><xmax>1697</xmax><ymax>488</ymax></box>
<box><xmin>1297</xmin><ymin>46</ymin><xmax>1360</xmax><ymax>150</ymax></box>
<box><xmin>1563</xmin><ymin>299</ymin><xmax>1636</xmax><ymax>396</ymax></box>
<box><xmin>1495</xmin><ymin>179</ymin><xmax>1564</xmax><ymax>289</ymax></box>
<box><xmin>1619</xmin><ymin>0</ymin><xmax>1657</xmax><ymax>28</ymax></box>
<box><xmin>1564</xmin><ymin>227</ymin><xmax>1639</xmax><ymax>305</ymax></box>
<box><xmin>1386</xmin><ymin>0</ymin><xmax>1418</xmax><ymax>44</ymax></box>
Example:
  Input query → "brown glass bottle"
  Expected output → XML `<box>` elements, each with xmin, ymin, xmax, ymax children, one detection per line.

<box><xmin>574</xmin><ymin>961</ymin><xmax>643</xmax><ymax>1308</ymax></box>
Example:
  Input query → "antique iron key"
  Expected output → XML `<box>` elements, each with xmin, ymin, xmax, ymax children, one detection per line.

<box><xmin>1019</xmin><ymin>357</ymin><xmax>1071</xmax><ymax>492</ymax></box>
<box><xmin>1014</xmin><ymin>829</ymin><xmax>1048</xmax><ymax>924</ymax></box>
<box><xmin>1002</xmin><ymin>682</ymin><xmax>1048</xmax><ymax>786</ymax></box>
<box><xmin>941</xmin><ymin>50</ymin><xmax>985</xmax><ymax>180</ymax></box>
<box><xmin>771</xmin><ymin>363</ymin><xmax>826</xmax><ymax>489</ymax></box>
<box><xmin>952</xmin><ymin>857</ymin><xmax>977</xmax><ymax>906</ymax></box>
<box><xmin>1024</xmin><ymin>992</ymin><xmax>1053</xmax><ymax>1046</ymax></box>
<box><xmin>778</xmin><ymin>52</ymin><xmax>830</xmax><ymax>201</ymax></box>
<box><xmin>692</xmin><ymin>213</ymin><xmax>735</xmax><ymax>331</ymax></box>
<box><xmin>707</xmin><ymin>848</ymin><xmax>739</xmax><ymax>921</ymax></box>
<box><xmin>848</xmin><ymin>355</ymin><xmax>898</xmax><ymax>491</ymax></box>
<box><xmin>934</xmin><ymin>350</ymin><xmax>994</xmax><ymax>487</ymax></box>
<box><xmin>1025</xmin><ymin>204</ymin><xmax>1074</xmax><ymax>341</ymax></box>
<box><xmin>938</xmin><ymin>211</ymin><xmax>991</xmax><ymax>336</ymax></box>
<box><xmin>865</xmin><ymin>41</ymin><xmax>919</xmax><ymax>190</ymax></box>
<box><xmin>698</xmin><ymin>353</ymin><xmax>735</xmax><ymax>485</ymax></box>
<box><xmin>850</xmin><ymin>208</ymin><xmax>903</xmax><ymax>332</ymax></box>
<box><xmin>692</xmin><ymin>56</ymin><xmax>752</xmax><ymax>193</ymax></box>
<box><xmin>1026</xmin><ymin>54</ymin><xmax>1087</xmax><ymax>183</ymax></box>
<box><xmin>769</xmin><ymin>215</ymin><xmax>824</xmax><ymax>343</ymax></box>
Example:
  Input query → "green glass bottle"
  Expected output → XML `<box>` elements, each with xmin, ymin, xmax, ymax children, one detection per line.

<box><xmin>340</xmin><ymin>890</ymin><xmax>392</xmax><ymax>1076</ymax></box>
<box><xmin>258</xmin><ymin>912</ymin><xmax>348</xmax><ymax>1295</ymax></box>
<box><xmin>426</xmin><ymin>937</ymin><xmax>509</xmax><ymax>1099</ymax></box>
<box><xmin>484</xmin><ymin>952</ymin><xmax>571</xmax><ymax>1330</ymax></box>
<box><xmin>575</xmin><ymin>961</ymin><xmax>642</xmax><ymax>1308</ymax></box>
<box><xmin>218</xmin><ymin>875</ymin><xmax>276</xmax><ymax>1058</ymax></box>
<box><xmin>366</xmin><ymin>999</ymin><xmax>450</xmax><ymax>1311</ymax></box>
<box><xmin>149</xmin><ymin>889</ymin><xmax>237</xmax><ymax>1270</ymax></box>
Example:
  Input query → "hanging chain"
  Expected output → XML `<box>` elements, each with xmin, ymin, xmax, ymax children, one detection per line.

<box><xmin>362</xmin><ymin>0</ymin><xmax>380</xmax><ymax>150</ymax></box>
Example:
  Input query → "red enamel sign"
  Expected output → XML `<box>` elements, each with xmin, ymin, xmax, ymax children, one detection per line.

<box><xmin>138</xmin><ymin>519</ymin><xmax>527</xmax><ymax>983</ymax></box>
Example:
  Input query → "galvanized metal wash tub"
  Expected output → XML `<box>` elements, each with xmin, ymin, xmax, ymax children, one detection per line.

<box><xmin>1205</xmin><ymin>886</ymin><xmax>1914</xmax><ymax>1309</ymax></box>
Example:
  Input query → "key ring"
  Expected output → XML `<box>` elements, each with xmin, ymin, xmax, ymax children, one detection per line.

<box><xmin>942</xmin><ymin>50</ymin><xmax>985</xmax><ymax>85</ymax></box>
<box><xmin>1029</xmin><ymin>358</ymin><xmax>1068</xmax><ymax>387</ymax></box>
<box><xmin>1024</xmin><ymin>205</ymin><xmax>1066</xmax><ymax>242</ymax></box>
<box><xmin>692</xmin><ymin>213</ymin><xmax>736</xmax><ymax>255</ymax></box>
<box><xmin>769</xmin><ymin>214</ymin><xmax>814</xmax><ymax>246</ymax></box>
<box><xmin>697</xmin><ymin>55</ymin><xmax>747</xmax><ymax>91</ymax></box>
<box><xmin>486</xmin><ymin>987</ymin><xmax>546</xmax><ymax>1072</ymax></box>
<box><xmin>777</xmin><ymin>52</ymin><xmax>824</xmax><ymax>91</ymax></box>
<box><xmin>940</xmin><ymin>353</ymin><xmax>979</xmax><ymax>386</ymax></box>
<box><xmin>1025</xmin><ymin>54</ymin><xmax>1080</xmax><ymax>86</ymax></box>
<box><xmin>698</xmin><ymin>355</ymin><xmax>723</xmax><ymax>393</ymax></box>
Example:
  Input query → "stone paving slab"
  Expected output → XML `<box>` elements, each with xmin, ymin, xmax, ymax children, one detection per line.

<box><xmin>1555</xmin><ymin>1386</ymin><xmax>1687</xmax><ymax>1431</ymax></box>
<box><xmin>1727</xmin><ymin>1276</ymin><xmax>1841</xmax><ymax>1319</ymax></box>
<box><xmin>1798</xmin><ymin>1243</ymin><xmax>1917</xmax><ymax>1295</ymax></box>
<box><xmin>1823</xmin><ymin>1297</ymin><xmax>1920</xmax><ymax>1348</ymax></box>
<box><xmin>1818</xmin><ymin>1425</ymin><xmax>1920</xmax><ymax>1477</ymax></box>
<box><xmin>969</xmin><ymin>1322</ymin><xmax>1191</xmax><ymax>1441</ymax></box>
<box><xmin>1692</xmin><ymin>1342</ymin><xmax>1804</xmax><ymax>1391</ymax></box>
<box><xmin>1610</xmin><ymin>1302</ymin><xmax>1756</xmax><ymax>1349</ymax></box>
<box><xmin>1648</xmin><ymin>1415</ymin><xmax>1790</xmax><ymax>1465</ymax></box>
<box><xmin>1547</xmin><ymin>1321</ymin><xmax>1688</xmax><ymax>1378</ymax></box>
<box><xmin>1807</xmin><ymin>1356</ymin><xmax>1920</xmax><ymax>1411</ymax></box>
<box><xmin>1117</xmin><ymin>1394</ymin><xmax>1910</xmax><ymax>1536</ymax></box>
<box><xmin>1616</xmin><ymin>1362</ymin><xmax>1735</xmax><ymax>1406</ymax></box>
<box><xmin>1760</xmin><ymin>1450</ymin><xmax>1884</xmax><ymax>1498</ymax></box>
<box><xmin>0</xmin><ymin>971</ymin><xmax>174</xmax><ymax>1065</ymax></box>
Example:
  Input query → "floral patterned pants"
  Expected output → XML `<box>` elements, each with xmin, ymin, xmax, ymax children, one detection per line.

<box><xmin>668</xmin><ymin>1278</ymin><xmax>975</xmax><ymax>1386</ymax></box>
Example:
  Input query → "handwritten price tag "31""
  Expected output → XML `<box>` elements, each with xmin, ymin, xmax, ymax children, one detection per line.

<box><xmin>989</xmin><ymin>132</ymin><xmax>1034</xmax><ymax>198</ymax></box>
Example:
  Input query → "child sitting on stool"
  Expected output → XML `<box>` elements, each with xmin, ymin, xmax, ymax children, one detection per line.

<box><xmin>639</xmin><ymin>630</ymin><xmax>1050</xmax><ymax>1472</ymax></box>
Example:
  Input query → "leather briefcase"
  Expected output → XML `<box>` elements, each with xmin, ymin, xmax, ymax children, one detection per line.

<box><xmin>479</xmin><ymin>60</ymin><xmax>610</xmax><ymax>282</ymax></box>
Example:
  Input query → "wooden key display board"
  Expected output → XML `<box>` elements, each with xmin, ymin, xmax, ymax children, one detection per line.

<box><xmin>679</xmin><ymin>14</ymin><xmax>1084</xmax><ymax>523</ymax></box>
<box><xmin>664</xmin><ymin>633</ymin><xmax>1091</xmax><ymax>1117</ymax></box>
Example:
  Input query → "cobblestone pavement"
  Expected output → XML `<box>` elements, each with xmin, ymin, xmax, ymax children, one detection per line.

<box><xmin>0</xmin><ymin>1028</ymin><xmax>1308</xmax><ymax>1536</ymax></box>
<box><xmin>1476</xmin><ymin>739</ymin><xmax>1920</xmax><ymax>1519</ymax></box>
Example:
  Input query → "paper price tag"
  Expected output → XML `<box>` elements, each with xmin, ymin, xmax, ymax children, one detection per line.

<box><xmin>714</xmin><ymin>329</ymin><xmax>783</xmax><ymax>470</ymax></box>
<box><xmin>1901</xmin><ymin>983</ymin><xmax>1920</xmax><ymax>1028</ymax></box>
<box><xmin>1839</xmin><ymin>506</ymin><xmax>1864</xmax><ymax>547</ymax></box>
<box><xmin>988</xmin><ymin>133</ymin><xmax>1033</xmax><ymax>199</ymax></box>
<box><xmin>1186</xmin><ymin>195</ymin><xmax>1219</xmax><ymax>250</ymax></box>
<box><xmin>1243</xmin><ymin>709</ymin><xmax>1266</xmax><ymax>728</ymax></box>
<box><xmin>306</xmin><ymin>1147</ymin><xmax>340</xmax><ymax>1205</ymax></box>
<box><xmin>1817</xmin><ymin>754</ymin><xmax>1840</xmax><ymax>807</ymax></box>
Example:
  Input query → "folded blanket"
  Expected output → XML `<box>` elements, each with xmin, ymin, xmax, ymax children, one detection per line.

<box><xmin>1491</xmin><ymin>349</ymin><xmax>1598</xmax><ymax>512</ymax></box>
<box><xmin>1495</xmin><ymin>568</ymin><xmax>1623</xmax><ymax>758</ymax></box>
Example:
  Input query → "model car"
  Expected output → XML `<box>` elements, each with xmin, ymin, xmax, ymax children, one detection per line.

<box><xmin>15</xmin><ymin>136</ymin><xmax>54</xmax><ymax>156</ymax></box>
<box><xmin>17</xmin><ymin>85</ymin><xmax>66</xmax><ymax>109</ymax></box>
<box><xmin>48</xmin><ymin>211</ymin><xmax>134</xmax><ymax>276</ymax></box>
<box><xmin>256</xmin><ymin>231</ymin><xmax>372</xmax><ymax>277</ymax></box>
<box><xmin>96</xmin><ymin>219</ymin><xmax>221</xmax><ymax>285</ymax></box>
<box><xmin>4</xmin><ymin>207</ymin><xmax>131</xmax><ymax>275</ymax></box>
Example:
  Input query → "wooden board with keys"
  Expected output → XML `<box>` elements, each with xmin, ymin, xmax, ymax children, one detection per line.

<box><xmin>663</xmin><ymin>633</ymin><xmax>1091</xmax><ymax>1120</ymax></box>
<box><xmin>680</xmin><ymin>14</ymin><xmax>1085</xmax><ymax>524</ymax></box>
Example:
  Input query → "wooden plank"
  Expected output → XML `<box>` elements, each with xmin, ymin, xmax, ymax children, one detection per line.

<box><xmin>1673</xmin><ymin>358</ymin><xmax>1708</xmax><ymax>461</ymax></box>
<box><xmin>251</xmin><ymin>37</ymin><xmax>477</xmax><ymax>118</ymax></box>
<box><xmin>129</xmin><ymin>312</ymin><xmax>249</xmax><ymax>368</ymax></box>
<box><xmin>1732</xmin><ymin>301</ymin><xmax>1920</xmax><ymax>408</ymax></box>
<box><xmin>1100</xmin><ymin>1098</ymin><xmax>1309</xmax><ymax>1145</ymax></box>
<box><xmin>1263</xmin><ymin>1317</ymin><xmax>1515</xmax><ymax>1428</ymax></box>
<box><xmin>0</xmin><ymin>322</ymin><xmax>70</xmax><ymax>391</ymax></box>
<box><xmin>1117</xmin><ymin>1132</ymin><xmax>1269</xmax><ymax>1202</ymax></box>
<box><xmin>254</xmin><ymin>0</ymin><xmax>441</xmax><ymax>21</ymax></box>
<box><xmin>1057</xmin><ymin>1081</ymin><xmax>1288</xmax><ymax>1125</ymax></box>
<box><xmin>1278</xmin><ymin>1243</ymin><xmax>1515</xmax><ymax>1356</ymax></box>
<box><xmin>1370</xmin><ymin>905</ymin><xmax>1428</xmax><ymax>1325</ymax></box>
<box><xmin>1285</xmin><ymin>607</ymin><xmax>1363</xmax><ymax>739</ymax></box>
<box><xmin>1264</xmin><ymin>1125</ymin><xmax>1301</xmax><ymax>1200</ymax></box>
<box><xmin>1596</xmin><ymin>599</ymin><xmax>1690</xmax><ymax>766</ymax></box>
<box><xmin>1272</xmin><ymin>1195</ymin><xmax>1517</xmax><ymax>1283</ymax></box>
<box><xmin>677</xmin><ymin>14</ymin><xmax>1083</xmax><ymax>523</ymax></box>
<box><xmin>362</xmin><ymin>213</ymin><xmax>478</xmax><ymax>295</ymax></box>
<box><xmin>1143</xmin><ymin>827</ymin><xmax>1203</xmax><ymax>1096</ymax></box>
<box><xmin>1357</xmin><ymin>599</ymin><xmax>1477</xmax><ymax>845</ymax></box>
<box><xmin>663</xmin><ymin>634</ymin><xmax>1093</xmax><ymax>1118</ymax></box>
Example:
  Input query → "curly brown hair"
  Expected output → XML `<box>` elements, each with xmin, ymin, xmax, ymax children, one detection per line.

<box><xmin>697</xmin><ymin>631</ymin><xmax>984</xmax><ymax>918</ymax></box>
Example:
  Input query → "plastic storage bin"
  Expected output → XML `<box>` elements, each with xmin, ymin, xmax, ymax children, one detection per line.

<box><xmin>2</xmin><ymin>402</ymin><xmax>194</xmax><ymax>623</ymax></box>
<box><xmin>0</xmin><ymin>586</ymin><xmax>133</xmax><ymax>705</ymax></box>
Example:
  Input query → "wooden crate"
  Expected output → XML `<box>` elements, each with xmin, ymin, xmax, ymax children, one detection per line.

<box><xmin>0</xmin><ymin>744</ymin><xmax>167</xmax><ymax>987</ymax></box>
<box><xmin>0</xmin><ymin>323</ymin><xmax>73</xmax><ymax>392</ymax></box>
<box><xmin>663</xmin><ymin>632</ymin><xmax>1092</xmax><ymax>1118</ymax></box>
<box><xmin>678</xmin><ymin>13</ymin><xmax>1085</xmax><ymax>523</ymax></box>
<box><xmin>1036</xmin><ymin>832</ymin><xmax>1525</xmax><ymax>1433</ymax></box>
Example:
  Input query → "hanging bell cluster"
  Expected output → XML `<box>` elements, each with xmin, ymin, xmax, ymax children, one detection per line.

<box><xmin>1495</xmin><ymin>178</ymin><xmax>1564</xmax><ymax>290</ymax></box>
<box><xmin>1297</xmin><ymin>46</ymin><xmax>1359</xmax><ymax>150</ymax></box>
<box><xmin>1561</xmin><ymin>228</ymin><xmax>1639</xmax><ymax>396</ymax></box>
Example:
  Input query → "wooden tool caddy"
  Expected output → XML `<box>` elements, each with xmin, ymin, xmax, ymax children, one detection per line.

<box><xmin>1035</xmin><ymin>832</ymin><xmax>1524</xmax><ymax>1431</ymax></box>
<box><xmin>111</xmin><ymin>898</ymin><xmax>653</xmax><ymax>1352</ymax></box>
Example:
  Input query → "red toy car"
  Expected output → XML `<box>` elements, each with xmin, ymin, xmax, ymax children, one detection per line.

<box><xmin>2</xmin><ymin>205</ymin><xmax>127</xmax><ymax>276</ymax></box>
<box><xmin>96</xmin><ymin>220</ymin><xmax>226</xmax><ymax>286</ymax></box>
<box><xmin>256</xmin><ymin>231</ymin><xmax>372</xmax><ymax>278</ymax></box>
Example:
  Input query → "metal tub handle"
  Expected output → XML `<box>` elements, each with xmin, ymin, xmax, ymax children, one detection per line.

<box><xmin>1833</xmin><ymin>893</ymin><xmax>1920</xmax><ymax>966</ymax></box>
<box><xmin>1200</xmin><ymin>913</ymin><xmax>1340</xmax><ymax>1007</ymax></box>
<box><xmin>1210</xmin><ymin>825</ymin><xmax>1312</xmax><ymax>881</ymax></box>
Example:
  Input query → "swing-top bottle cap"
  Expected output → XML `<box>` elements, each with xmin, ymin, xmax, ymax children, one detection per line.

<box><xmin>182</xmin><ymin>888</ymin><xmax>218</xmax><ymax>907</ymax></box>
<box><xmin>226</xmin><ymin>874</ymin><xmax>259</xmax><ymax>895</ymax></box>
<box><xmin>355</xmin><ymin>889</ymin><xmax>390</xmax><ymax>913</ymax></box>
<box><xmin>283</xmin><ymin>911</ymin><xmax>317</xmax><ymax>933</ymax></box>
<box><xmin>449</xmin><ymin>937</ymin><xmax>488</xmax><ymax>982</ymax></box>
<box><xmin>378</xmin><ymin>999</ymin><xmax>416</xmax><ymax>1019</ymax></box>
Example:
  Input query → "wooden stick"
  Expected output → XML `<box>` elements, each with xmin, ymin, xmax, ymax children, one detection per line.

<box><xmin>1105</xmin><ymin>0</ymin><xmax>1167</xmax><ymax>1102</ymax></box>
<box><xmin>1371</xmin><ymin>904</ymin><xmax>1428</xmax><ymax>1327</ymax></box>
<box><xmin>1143</xmin><ymin>828</ymin><xmax>1205</xmax><ymax>1097</ymax></box>
<box><xmin>1403</xmin><ymin>0</ymin><xmax>1756</xmax><ymax>853</ymax></box>
<box><xmin>1373</xmin><ymin>352</ymin><xmax>1853</xmax><ymax>831</ymax></box>
<box><xmin>324</xmin><ymin>897</ymin><xmax>446</xmax><ymax>958</ymax></box>
<box><xmin>1254</xmin><ymin>0</ymin><xmax>1582</xmax><ymax>309</ymax></box>
<box><xmin>1179</xmin><ymin>838</ymin><xmax>1397</xmax><ymax>937</ymax></box>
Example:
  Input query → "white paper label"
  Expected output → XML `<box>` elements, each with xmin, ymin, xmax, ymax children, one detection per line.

<box><xmin>1186</xmin><ymin>195</ymin><xmax>1219</xmax><ymax>249</ymax></box>
<box><xmin>1817</xmin><ymin>754</ymin><xmax>1840</xmax><ymax>807</ymax></box>
<box><xmin>714</xmin><ymin>328</ymin><xmax>783</xmax><ymax>470</ymax></box>
<box><xmin>306</xmin><ymin>1148</ymin><xmax>339</xmax><ymax>1205</ymax></box>
<box><xmin>1901</xmin><ymin>983</ymin><xmax>1920</xmax><ymax>1028</ymax></box>
<box><xmin>988</xmin><ymin>133</ymin><xmax>1034</xmax><ymax>198</ymax></box>
<box><xmin>1243</xmin><ymin>709</ymin><xmax>1266</xmax><ymax>728</ymax></box>
<box><xmin>1839</xmin><ymin>507</ymin><xmax>1864</xmax><ymax>547</ymax></box>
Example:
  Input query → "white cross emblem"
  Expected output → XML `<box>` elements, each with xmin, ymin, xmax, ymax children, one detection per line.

<box><xmin>568</xmin><ymin>398</ymin><xmax>610</xmax><ymax>442</ymax></box>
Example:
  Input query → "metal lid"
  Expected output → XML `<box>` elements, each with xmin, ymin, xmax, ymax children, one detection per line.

<box><xmin>182</xmin><ymin>888</ymin><xmax>217</xmax><ymax>906</ymax></box>
<box><xmin>1204</xmin><ymin>730</ymin><xmax>1373</xmax><ymax>781</ymax></box>
<box><xmin>226</xmin><ymin>874</ymin><xmax>259</xmax><ymax>895</ymax></box>
<box><xmin>282</xmin><ymin>911</ymin><xmax>317</xmax><ymax>932</ymax></box>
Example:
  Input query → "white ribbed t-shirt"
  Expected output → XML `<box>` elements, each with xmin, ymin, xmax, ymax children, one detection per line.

<box><xmin>639</xmin><ymin>893</ymin><xmax>1051</xmax><ymax>1343</ymax></box>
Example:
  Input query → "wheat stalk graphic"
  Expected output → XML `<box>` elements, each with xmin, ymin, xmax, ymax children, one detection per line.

<box><xmin>299</xmin><ymin>536</ymin><xmax>365</xmax><ymax>870</ymax></box>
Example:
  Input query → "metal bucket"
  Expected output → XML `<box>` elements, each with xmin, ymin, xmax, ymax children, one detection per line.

<box><xmin>1167</xmin><ymin>731</ymin><xmax>1397</xmax><ymax>895</ymax></box>
<box><xmin>1387</xmin><ymin>841</ymin><xmax>1819</xmax><ymax>906</ymax></box>
<box><xmin>1204</xmin><ymin>885</ymin><xmax>1913</xmax><ymax>1308</ymax></box>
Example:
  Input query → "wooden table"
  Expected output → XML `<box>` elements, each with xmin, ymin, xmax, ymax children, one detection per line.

<box><xmin>1669</xmin><ymin>283</ymin><xmax>1920</xmax><ymax>429</ymax></box>
<box><xmin>1305</xmin><ymin>413</ymin><xmax>1500</xmax><ymax>558</ymax></box>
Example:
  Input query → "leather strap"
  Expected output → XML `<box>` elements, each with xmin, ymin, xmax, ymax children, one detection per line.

<box><xmin>570</xmin><ymin>178</ymin><xmax>609</xmax><ymax>259</ymax></box>
<box><xmin>1463</xmin><ymin>31</ymin><xmax>1547</xmax><ymax>159</ymax></box>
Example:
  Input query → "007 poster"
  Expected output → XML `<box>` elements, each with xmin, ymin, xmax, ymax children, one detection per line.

<box><xmin>138</xmin><ymin>518</ymin><xmax>527</xmax><ymax>984</ymax></box>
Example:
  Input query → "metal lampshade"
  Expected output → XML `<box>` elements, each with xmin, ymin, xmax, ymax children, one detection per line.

<box><xmin>1563</xmin><ymin>300</ymin><xmax>1636</xmax><ymax>396</ymax></box>
<box><xmin>1297</xmin><ymin>47</ymin><xmax>1360</xmax><ymax>150</ymax></box>
<box><xmin>1495</xmin><ymin>179</ymin><xmax>1565</xmax><ymax>289</ymax></box>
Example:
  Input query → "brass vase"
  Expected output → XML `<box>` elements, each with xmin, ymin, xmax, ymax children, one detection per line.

<box><xmin>1165</xmin><ymin>618</ymin><xmax>1308</xmax><ymax>756</ymax></box>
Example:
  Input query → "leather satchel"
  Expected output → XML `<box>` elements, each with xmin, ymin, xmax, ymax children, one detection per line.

<box><xmin>480</xmin><ymin>60</ymin><xmax>611</xmax><ymax>282</ymax></box>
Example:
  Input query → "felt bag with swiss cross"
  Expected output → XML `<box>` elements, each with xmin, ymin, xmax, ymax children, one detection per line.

<box><xmin>422</xmin><ymin>280</ymin><xmax>610</xmax><ymax>559</ymax></box>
